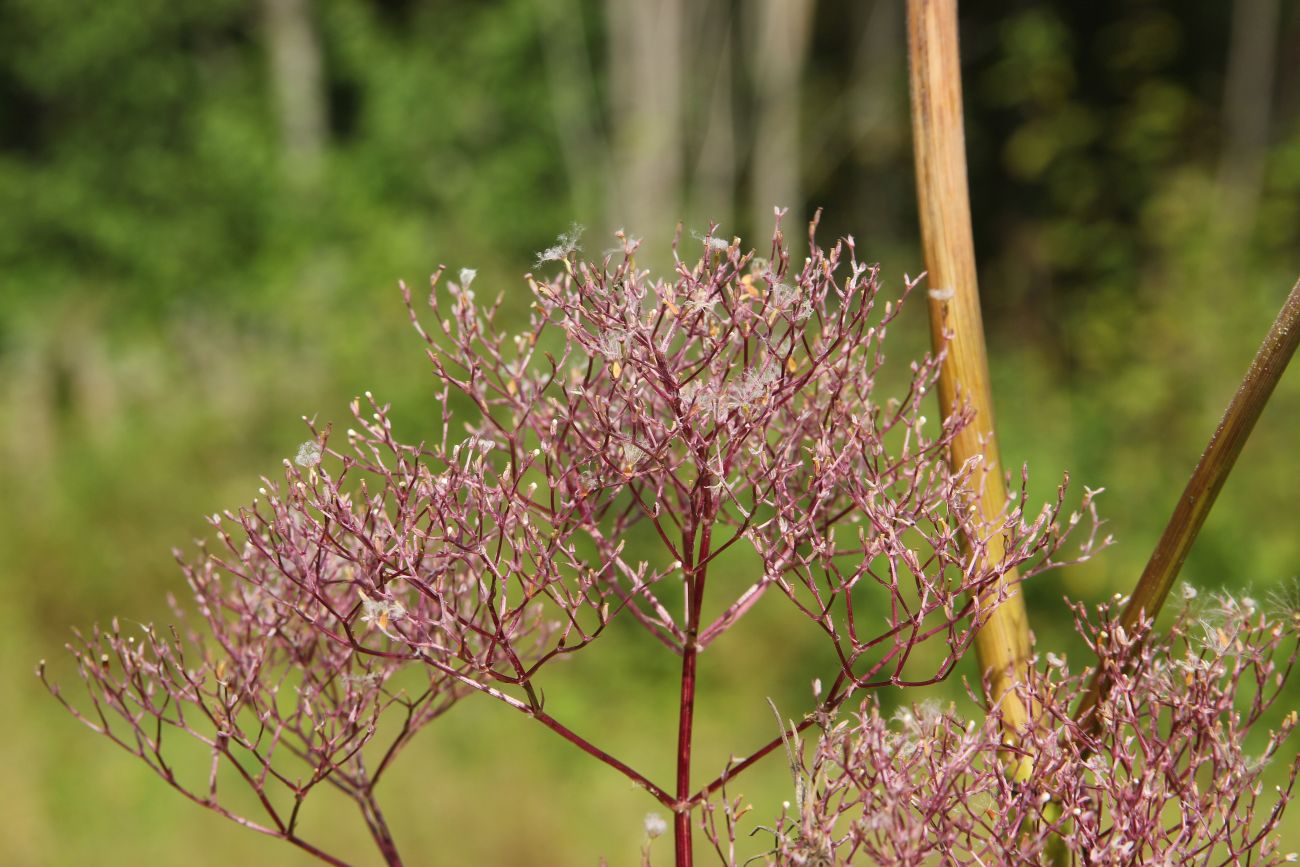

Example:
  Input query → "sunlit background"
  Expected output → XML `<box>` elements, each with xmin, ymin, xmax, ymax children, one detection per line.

<box><xmin>2</xmin><ymin>1</ymin><xmax>1298</xmax><ymax>863</ymax></box>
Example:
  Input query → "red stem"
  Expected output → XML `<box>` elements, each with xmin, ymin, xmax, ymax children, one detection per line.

<box><xmin>532</xmin><ymin>709</ymin><xmax>675</xmax><ymax>806</ymax></box>
<box><xmin>360</xmin><ymin>790</ymin><xmax>404</xmax><ymax>867</ymax></box>
<box><xmin>674</xmin><ymin>486</ymin><xmax>715</xmax><ymax>867</ymax></box>
<box><xmin>286</xmin><ymin>835</ymin><xmax>354</xmax><ymax>867</ymax></box>
<box><xmin>674</xmin><ymin>645</ymin><xmax>698</xmax><ymax>866</ymax></box>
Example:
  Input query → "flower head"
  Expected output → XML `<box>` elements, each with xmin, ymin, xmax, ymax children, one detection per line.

<box><xmin>644</xmin><ymin>812</ymin><xmax>668</xmax><ymax>839</ymax></box>
<box><xmin>294</xmin><ymin>440</ymin><xmax>322</xmax><ymax>467</ymax></box>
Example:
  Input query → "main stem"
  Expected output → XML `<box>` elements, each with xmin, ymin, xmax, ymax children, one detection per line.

<box><xmin>360</xmin><ymin>790</ymin><xmax>404</xmax><ymax>867</ymax></box>
<box><xmin>907</xmin><ymin>0</ymin><xmax>1033</xmax><ymax>731</ymax></box>
<box><xmin>674</xmin><ymin>487</ymin><xmax>714</xmax><ymax>867</ymax></box>
<box><xmin>675</xmin><ymin>643</ymin><xmax>698</xmax><ymax>866</ymax></box>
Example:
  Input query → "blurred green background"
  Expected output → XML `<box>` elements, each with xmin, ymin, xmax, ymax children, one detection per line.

<box><xmin>2</xmin><ymin>0</ymin><xmax>1298</xmax><ymax>863</ymax></box>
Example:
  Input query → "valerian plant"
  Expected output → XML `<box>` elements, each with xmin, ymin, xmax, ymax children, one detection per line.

<box><xmin>43</xmin><ymin>220</ymin><xmax>1111</xmax><ymax>865</ymax></box>
<box><xmin>767</xmin><ymin>588</ymin><xmax>1299</xmax><ymax>865</ymax></box>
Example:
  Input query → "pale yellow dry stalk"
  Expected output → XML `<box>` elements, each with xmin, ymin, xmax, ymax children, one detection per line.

<box><xmin>906</xmin><ymin>0</ymin><xmax>1033</xmax><ymax>733</ymax></box>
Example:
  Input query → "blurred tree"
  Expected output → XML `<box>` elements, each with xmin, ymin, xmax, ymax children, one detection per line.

<box><xmin>1217</xmin><ymin>0</ymin><xmax>1280</xmax><ymax>250</ymax></box>
<box><xmin>606</xmin><ymin>0</ymin><xmax>684</xmax><ymax>262</ymax></box>
<box><xmin>261</xmin><ymin>0</ymin><xmax>327</xmax><ymax>180</ymax></box>
<box><xmin>748</xmin><ymin>0</ymin><xmax>815</xmax><ymax>243</ymax></box>
<box><xmin>682</xmin><ymin>0</ymin><xmax>737</xmax><ymax>234</ymax></box>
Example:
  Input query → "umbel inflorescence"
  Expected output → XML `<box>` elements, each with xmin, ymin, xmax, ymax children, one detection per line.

<box><xmin>41</xmin><ymin>221</ymin><xmax>1294</xmax><ymax>865</ymax></box>
<box><xmin>769</xmin><ymin>589</ymin><xmax>1299</xmax><ymax>865</ymax></box>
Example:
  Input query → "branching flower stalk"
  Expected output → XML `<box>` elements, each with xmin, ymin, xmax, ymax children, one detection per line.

<box><xmin>43</xmin><ymin>221</ymin><xmax>1097</xmax><ymax>866</ymax></box>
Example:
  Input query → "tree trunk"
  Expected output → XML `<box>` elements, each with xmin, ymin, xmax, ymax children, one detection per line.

<box><xmin>748</xmin><ymin>0</ymin><xmax>815</xmax><ymax>242</ymax></box>
<box><xmin>1217</xmin><ymin>0</ymin><xmax>1279</xmax><ymax>247</ymax></box>
<box><xmin>262</xmin><ymin>0</ymin><xmax>327</xmax><ymax>180</ymax></box>
<box><xmin>606</xmin><ymin>0</ymin><xmax>685</xmax><ymax>264</ymax></box>
<box><xmin>685</xmin><ymin>0</ymin><xmax>736</xmax><ymax>235</ymax></box>
<box><xmin>536</xmin><ymin>0</ymin><xmax>611</xmax><ymax>227</ymax></box>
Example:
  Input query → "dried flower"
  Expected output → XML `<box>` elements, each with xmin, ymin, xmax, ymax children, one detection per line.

<box><xmin>765</xmin><ymin>590</ymin><xmax>1299</xmax><ymax>866</ymax></box>
<box><xmin>535</xmin><ymin>222</ymin><xmax>584</xmax><ymax>265</ymax></box>
<box><xmin>645</xmin><ymin>812</ymin><xmax>668</xmax><ymax>839</ymax></box>
<box><xmin>294</xmin><ymin>440</ymin><xmax>322</xmax><ymax>467</ymax></box>
<box><xmin>45</xmin><ymin>217</ymin><xmax>1104</xmax><ymax>866</ymax></box>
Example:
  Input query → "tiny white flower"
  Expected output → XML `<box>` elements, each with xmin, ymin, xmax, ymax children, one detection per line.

<box><xmin>536</xmin><ymin>223</ymin><xmax>584</xmax><ymax>265</ymax></box>
<box><xmin>691</xmin><ymin>229</ymin><xmax>730</xmax><ymax>251</ymax></box>
<box><xmin>458</xmin><ymin>267</ymin><xmax>477</xmax><ymax>288</ymax></box>
<box><xmin>466</xmin><ymin>435</ymin><xmax>497</xmax><ymax>454</ymax></box>
<box><xmin>1181</xmin><ymin>583</ymin><xmax>1198</xmax><ymax>600</ymax></box>
<box><xmin>295</xmin><ymin>441</ymin><xmax>322</xmax><ymax>468</ymax></box>
<box><xmin>644</xmin><ymin>812</ymin><xmax>668</xmax><ymax>839</ymax></box>
<box><xmin>362</xmin><ymin>597</ymin><xmax>406</xmax><ymax>634</ymax></box>
<box><xmin>621</xmin><ymin>442</ymin><xmax>647</xmax><ymax>469</ymax></box>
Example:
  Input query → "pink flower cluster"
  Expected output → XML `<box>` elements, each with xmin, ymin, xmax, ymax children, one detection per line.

<box><xmin>770</xmin><ymin>591</ymin><xmax>1299</xmax><ymax>866</ymax></box>
<box><xmin>46</xmin><ymin>221</ymin><xmax>1115</xmax><ymax>865</ymax></box>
